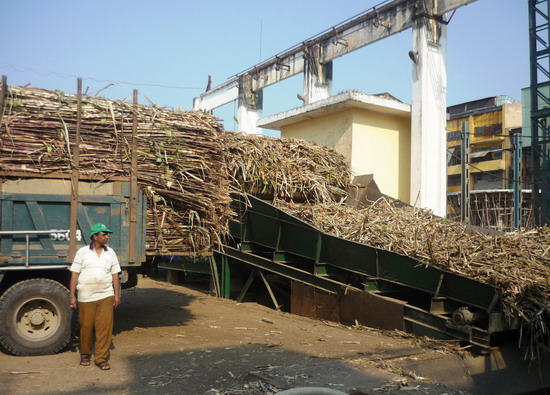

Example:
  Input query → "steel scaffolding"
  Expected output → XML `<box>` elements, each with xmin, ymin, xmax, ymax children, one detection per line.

<box><xmin>529</xmin><ymin>0</ymin><xmax>550</xmax><ymax>225</ymax></box>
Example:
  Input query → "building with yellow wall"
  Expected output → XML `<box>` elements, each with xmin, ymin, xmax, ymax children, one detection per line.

<box><xmin>446</xmin><ymin>96</ymin><xmax>522</xmax><ymax>193</ymax></box>
<box><xmin>258</xmin><ymin>91</ymin><xmax>411</xmax><ymax>203</ymax></box>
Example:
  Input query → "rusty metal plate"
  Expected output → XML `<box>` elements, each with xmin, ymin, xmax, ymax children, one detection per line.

<box><xmin>291</xmin><ymin>281</ymin><xmax>340</xmax><ymax>322</ymax></box>
<box><xmin>339</xmin><ymin>289</ymin><xmax>405</xmax><ymax>331</ymax></box>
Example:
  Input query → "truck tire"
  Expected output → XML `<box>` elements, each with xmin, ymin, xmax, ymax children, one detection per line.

<box><xmin>0</xmin><ymin>279</ymin><xmax>72</xmax><ymax>356</ymax></box>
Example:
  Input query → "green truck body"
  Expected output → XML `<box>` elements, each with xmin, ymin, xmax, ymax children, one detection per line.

<box><xmin>0</xmin><ymin>178</ymin><xmax>147</xmax><ymax>356</ymax></box>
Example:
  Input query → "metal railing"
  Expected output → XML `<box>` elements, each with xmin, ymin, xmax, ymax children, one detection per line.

<box><xmin>0</xmin><ymin>229</ymin><xmax>70</xmax><ymax>269</ymax></box>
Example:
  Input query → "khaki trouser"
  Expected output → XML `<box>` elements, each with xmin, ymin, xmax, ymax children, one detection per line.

<box><xmin>78</xmin><ymin>296</ymin><xmax>114</xmax><ymax>364</ymax></box>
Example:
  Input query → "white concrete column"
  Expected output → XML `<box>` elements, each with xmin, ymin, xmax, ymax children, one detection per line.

<box><xmin>410</xmin><ymin>14</ymin><xmax>447</xmax><ymax>217</ymax></box>
<box><xmin>236</xmin><ymin>103</ymin><xmax>262</xmax><ymax>134</ymax></box>
<box><xmin>236</xmin><ymin>76</ymin><xmax>263</xmax><ymax>135</ymax></box>
<box><xmin>303</xmin><ymin>46</ymin><xmax>332</xmax><ymax>105</ymax></box>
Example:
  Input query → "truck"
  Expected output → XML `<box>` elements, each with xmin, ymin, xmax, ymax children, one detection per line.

<box><xmin>0</xmin><ymin>177</ymin><xmax>146</xmax><ymax>356</ymax></box>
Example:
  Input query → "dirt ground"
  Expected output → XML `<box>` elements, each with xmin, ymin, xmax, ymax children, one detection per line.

<box><xmin>0</xmin><ymin>275</ymin><xmax>468</xmax><ymax>395</ymax></box>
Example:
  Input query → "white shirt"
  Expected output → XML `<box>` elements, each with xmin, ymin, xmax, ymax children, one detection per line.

<box><xmin>70</xmin><ymin>244</ymin><xmax>121</xmax><ymax>302</ymax></box>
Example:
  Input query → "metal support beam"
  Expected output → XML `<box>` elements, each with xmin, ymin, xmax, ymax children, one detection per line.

<box><xmin>69</xmin><ymin>78</ymin><xmax>82</xmax><ymax>261</ymax></box>
<box><xmin>215</xmin><ymin>245</ymin><xmax>352</xmax><ymax>294</ymax></box>
<box><xmin>529</xmin><ymin>0</ymin><xmax>550</xmax><ymax>226</ymax></box>
<box><xmin>0</xmin><ymin>75</ymin><xmax>8</xmax><ymax>195</ymax></box>
<box><xmin>129</xmin><ymin>89</ymin><xmax>139</xmax><ymax>263</ymax></box>
<box><xmin>258</xmin><ymin>270</ymin><xmax>281</xmax><ymax>310</ymax></box>
<box><xmin>410</xmin><ymin>3</ymin><xmax>448</xmax><ymax>216</ymax></box>
<box><xmin>512</xmin><ymin>129</ymin><xmax>522</xmax><ymax>229</ymax></box>
<box><xmin>209</xmin><ymin>256</ymin><xmax>221</xmax><ymax>297</ymax></box>
<box><xmin>460</xmin><ymin>120</ymin><xmax>470</xmax><ymax>223</ymax></box>
<box><xmin>0</xmin><ymin>75</ymin><xmax>7</xmax><ymax>130</ymax></box>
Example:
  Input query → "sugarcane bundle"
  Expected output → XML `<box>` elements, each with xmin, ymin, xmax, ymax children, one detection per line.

<box><xmin>223</xmin><ymin>133</ymin><xmax>351</xmax><ymax>203</ymax></box>
<box><xmin>0</xmin><ymin>85</ymin><xmax>232</xmax><ymax>255</ymax></box>
<box><xmin>278</xmin><ymin>198</ymin><xmax>550</xmax><ymax>359</ymax></box>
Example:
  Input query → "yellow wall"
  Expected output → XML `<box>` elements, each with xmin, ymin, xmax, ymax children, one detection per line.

<box><xmin>352</xmin><ymin>111</ymin><xmax>411</xmax><ymax>203</ymax></box>
<box><xmin>281</xmin><ymin>110</ymin><xmax>354</xmax><ymax>164</ymax></box>
<box><xmin>281</xmin><ymin>107</ymin><xmax>411</xmax><ymax>204</ymax></box>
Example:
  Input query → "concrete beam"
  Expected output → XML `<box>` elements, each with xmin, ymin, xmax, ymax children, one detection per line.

<box><xmin>250</xmin><ymin>0</ymin><xmax>418</xmax><ymax>92</ymax></box>
<box><xmin>435</xmin><ymin>0</ymin><xmax>478</xmax><ymax>15</ymax></box>
<box><xmin>193</xmin><ymin>0</ymin><xmax>477</xmax><ymax>111</ymax></box>
<box><xmin>193</xmin><ymin>80</ymin><xmax>238</xmax><ymax>112</ymax></box>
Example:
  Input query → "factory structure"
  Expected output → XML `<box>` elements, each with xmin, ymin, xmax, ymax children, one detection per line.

<box><xmin>195</xmin><ymin>0</ymin><xmax>550</xmax><ymax>229</ymax></box>
<box><xmin>258</xmin><ymin>91</ymin><xmax>533</xmax><ymax>231</ymax></box>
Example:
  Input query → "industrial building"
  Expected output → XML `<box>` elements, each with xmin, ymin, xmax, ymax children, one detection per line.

<box><xmin>259</xmin><ymin>91</ymin><xmax>412</xmax><ymax>204</ymax></box>
<box><xmin>446</xmin><ymin>96</ymin><xmax>522</xmax><ymax>192</ymax></box>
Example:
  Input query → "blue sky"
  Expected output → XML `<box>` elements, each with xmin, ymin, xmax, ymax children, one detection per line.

<box><xmin>1</xmin><ymin>0</ymin><xmax>528</xmax><ymax>133</ymax></box>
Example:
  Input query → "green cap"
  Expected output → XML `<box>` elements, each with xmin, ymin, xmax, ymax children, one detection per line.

<box><xmin>90</xmin><ymin>223</ymin><xmax>113</xmax><ymax>237</ymax></box>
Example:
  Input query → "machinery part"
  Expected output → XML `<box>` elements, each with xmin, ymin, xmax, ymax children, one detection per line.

<box><xmin>0</xmin><ymin>278</ymin><xmax>71</xmax><ymax>356</ymax></box>
<box><xmin>452</xmin><ymin>307</ymin><xmax>475</xmax><ymax>325</ymax></box>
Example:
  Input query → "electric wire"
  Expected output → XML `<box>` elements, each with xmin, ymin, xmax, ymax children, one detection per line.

<box><xmin>0</xmin><ymin>64</ymin><xmax>203</xmax><ymax>91</ymax></box>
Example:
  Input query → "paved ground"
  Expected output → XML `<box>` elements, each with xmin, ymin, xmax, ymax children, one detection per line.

<box><xmin>0</xmin><ymin>275</ymin><xmax>468</xmax><ymax>394</ymax></box>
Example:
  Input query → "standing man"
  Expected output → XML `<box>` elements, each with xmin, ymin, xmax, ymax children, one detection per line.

<box><xmin>69</xmin><ymin>223</ymin><xmax>121</xmax><ymax>370</ymax></box>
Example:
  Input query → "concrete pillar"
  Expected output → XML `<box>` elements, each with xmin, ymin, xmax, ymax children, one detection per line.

<box><xmin>236</xmin><ymin>75</ymin><xmax>263</xmax><ymax>134</ymax></box>
<box><xmin>410</xmin><ymin>12</ymin><xmax>447</xmax><ymax>217</ymax></box>
<box><xmin>303</xmin><ymin>45</ymin><xmax>332</xmax><ymax>105</ymax></box>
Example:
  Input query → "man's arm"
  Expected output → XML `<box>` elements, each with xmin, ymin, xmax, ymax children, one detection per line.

<box><xmin>69</xmin><ymin>272</ymin><xmax>79</xmax><ymax>309</ymax></box>
<box><xmin>112</xmin><ymin>273</ymin><xmax>121</xmax><ymax>308</ymax></box>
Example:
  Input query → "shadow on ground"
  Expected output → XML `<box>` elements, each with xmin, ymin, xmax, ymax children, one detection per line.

<box><xmin>26</xmin><ymin>344</ymin><xmax>405</xmax><ymax>395</ymax></box>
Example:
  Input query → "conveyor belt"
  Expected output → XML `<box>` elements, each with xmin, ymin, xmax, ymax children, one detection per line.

<box><xmin>187</xmin><ymin>194</ymin><xmax>520</xmax><ymax>347</ymax></box>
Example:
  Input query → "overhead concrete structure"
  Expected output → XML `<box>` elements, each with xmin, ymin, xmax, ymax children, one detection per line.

<box><xmin>193</xmin><ymin>0</ymin><xmax>479</xmax><ymax>216</ymax></box>
<box><xmin>259</xmin><ymin>91</ymin><xmax>412</xmax><ymax>203</ymax></box>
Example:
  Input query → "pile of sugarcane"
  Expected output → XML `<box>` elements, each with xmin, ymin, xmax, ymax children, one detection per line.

<box><xmin>277</xmin><ymin>198</ymin><xmax>550</xmax><ymax>359</ymax></box>
<box><xmin>223</xmin><ymin>133</ymin><xmax>350</xmax><ymax>203</ymax></box>
<box><xmin>0</xmin><ymin>85</ymin><xmax>351</xmax><ymax>254</ymax></box>
<box><xmin>0</xmin><ymin>85</ymin><xmax>232</xmax><ymax>255</ymax></box>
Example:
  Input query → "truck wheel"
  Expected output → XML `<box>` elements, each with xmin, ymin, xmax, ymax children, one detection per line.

<box><xmin>0</xmin><ymin>279</ymin><xmax>71</xmax><ymax>356</ymax></box>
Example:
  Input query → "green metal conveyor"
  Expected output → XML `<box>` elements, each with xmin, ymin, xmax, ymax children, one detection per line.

<box><xmin>167</xmin><ymin>193</ymin><xmax>520</xmax><ymax>348</ymax></box>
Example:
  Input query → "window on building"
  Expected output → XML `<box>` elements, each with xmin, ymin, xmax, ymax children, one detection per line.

<box><xmin>448</xmin><ymin>149</ymin><xmax>461</xmax><ymax>166</ymax></box>
<box><xmin>447</xmin><ymin>130</ymin><xmax>461</xmax><ymax>142</ymax></box>
<box><xmin>448</xmin><ymin>174</ymin><xmax>461</xmax><ymax>186</ymax></box>
<box><xmin>470</xmin><ymin>144</ymin><xmax>503</xmax><ymax>163</ymax></box>
<box><xmin>474</xmin><ymin>123</ymin><xmax>502</xmax><ymax>137</ymax></box>
<box><xmin>472</xmin><ymin>171</ymin><xmax>502</xmax><ymax>190</ymax></box>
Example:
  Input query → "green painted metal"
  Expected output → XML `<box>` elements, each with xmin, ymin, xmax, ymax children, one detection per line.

<box><xmin>209</xmin><ymin>256</ymin><xmax>221</xmax><ymax>297</ymax></box>
<box><xmin>376</xmin><ymin>251</ymin><xmax>498</xmax><ymax>310</ymax></box>
<box><xmin>214</xmin><ymin>245</ymin><xmax>354</xmax><ymax>294</ymax></box>
<box><xmin>231</xmin><ymin>194</ymin><xmax>502</xmax><ymax>314</ymax></box>
<box><xmin>0</xmin><ymin>184</ymin><xmax>146</xmax><ymax>268</ymax></box>
<box><xmin>172</xmin><ymin>193</ymin><xmax>518</xmax><ymax>346</ymax></box>
<box><xmin>237</xmin><ymin>268</ymin><xmax>258</xmax><ymax>302</ymax></box>
<box><xmin>158</xmin><ymin>256</ymin><xmax>212</xmax><ymax>274</ymax></box>
<box><xmin>221</xmin><ymin>255</ymin><xmax>231</xmax><ymax>299</ymax></box>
